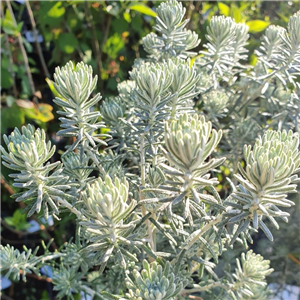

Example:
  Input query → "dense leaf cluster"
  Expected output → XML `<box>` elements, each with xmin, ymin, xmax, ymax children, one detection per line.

<box><xmin>1</xmin><ymin>1</ymin><xmax>299</xmax><ymax>299</ymax></box>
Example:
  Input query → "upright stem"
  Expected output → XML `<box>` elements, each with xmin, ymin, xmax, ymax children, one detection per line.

<box><xmin>140</xmin><ymin>134</ymin><xmax>146</xmax><ymax>187</ymax></box>
<box><xmin>170</xmin><ymin>95</ymin><xmax>179</xmax><ymax>120</ymax></box>
<box><xmin>185</xmin><ymin>1</ymin><xmax>194</xmax><ymax>30</ymax></box>
<box><xmin>84</xmin><ymin>145</ymin><xmax>106</xmax><ymax>178</ymax></box>
<box><xmin>5</xmin><ymin>0</ymin><xmax>36</xmax><ymax>99</ymax></box>
<box><xmin>65</xmin><ymin>22</ymin><xmax>84</xmax><ymax>61</ymax></box>
<box><xmin>184</xmin><ymin>214</ymin><xmax>223</xmax><ymax>250</ymax></box>
<box><xmin>84</xmin><ymin>1</ymin><xmax>104</xmax><ymax>93</ymax></box>
<box><xmin>151</xmin><ymin>143</ymin><xmax>158</xmax><ymax>167</ymax></box>
<box><xmin>25</xmin><ymin>1</ymin><xmax>50</xmax><ymax>78</ymax></box>
<box><xmin>139</xmin><ymin>134</ymin><xmax>155</xmax><ymax>251</ymax></box>
<box><xmin>2</xmin><ymin>24</ymin><xmax>17</xmax><ymax>97</ymax></box>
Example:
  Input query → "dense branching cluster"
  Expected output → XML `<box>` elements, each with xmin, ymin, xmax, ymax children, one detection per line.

<box><xmin>1</xmin><ymin>1</ymin><xmax>299</xmax><ymax>299</ymax></box>
<box><xmin>0</xmin><ymin>125</ymin><xmax>75</xmax><ymax>218</ymax></box>
<box><xmin>225</xmin><ymin>250</ymin><xmax>274</xmax><ymax>300</ymax></box>
<box><xmin>143</xmin><ymin>0</ymin><xmax>200</xmax><ymax>60</ymax></box>
<box><xmin>126</xmin><ymin>260</ymin><xmax>188</xmax><ymax>300</ymax></box>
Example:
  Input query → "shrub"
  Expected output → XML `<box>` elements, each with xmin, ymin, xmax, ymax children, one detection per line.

<box><xmin>1</xmin><ymin>1</ymin><xmax>299</xmax><ymax>299</ymax></box>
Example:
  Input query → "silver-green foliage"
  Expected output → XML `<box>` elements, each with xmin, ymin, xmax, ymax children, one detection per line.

<box><xmin>0</xmin><ymin>125</ymin><xmax>74</xmax><ymax>218</ymax></box>
<box><xmin>143</xmin><ymin>0</ymin><xmax>200</xmax><ymax>60</ymax></box>
<box><xmin>224</xmin><ymin>250</ymin><xmax>273</xmax><ymax>300</ymax></box>
<box><xmin>80</xmin><ymin>175</ymin><xmax>140</xmax><ymax>272</ymax></box>
<box><xmin>225</xmin><ymin>130</ymin><xmax>300</xmax><ymax>242</ymax></box>
<box><xmin>126</xmin><ymin>260</ymin><xmax>188</xmax><ymax>300</ymax></box>
<box><xmin>53</xmin><ymin>61</ymin><xmax>109</xmax><ymax>155</ymax></box>
<box><xmin>0</xmin><ymin>244</ymin><xmax>62</xmax><ymax>281</ymax></box>
<box><xmin>1</xmin><ymin>1</ymin><xmax>299</xmax><ymax>300</ymax></box>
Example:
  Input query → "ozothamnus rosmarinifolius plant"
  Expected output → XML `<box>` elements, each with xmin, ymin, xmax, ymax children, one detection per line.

<box><xmin>1</xmin><ymin>1</ymin><xmax>300</xmax><ymax>299</ymax></box>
